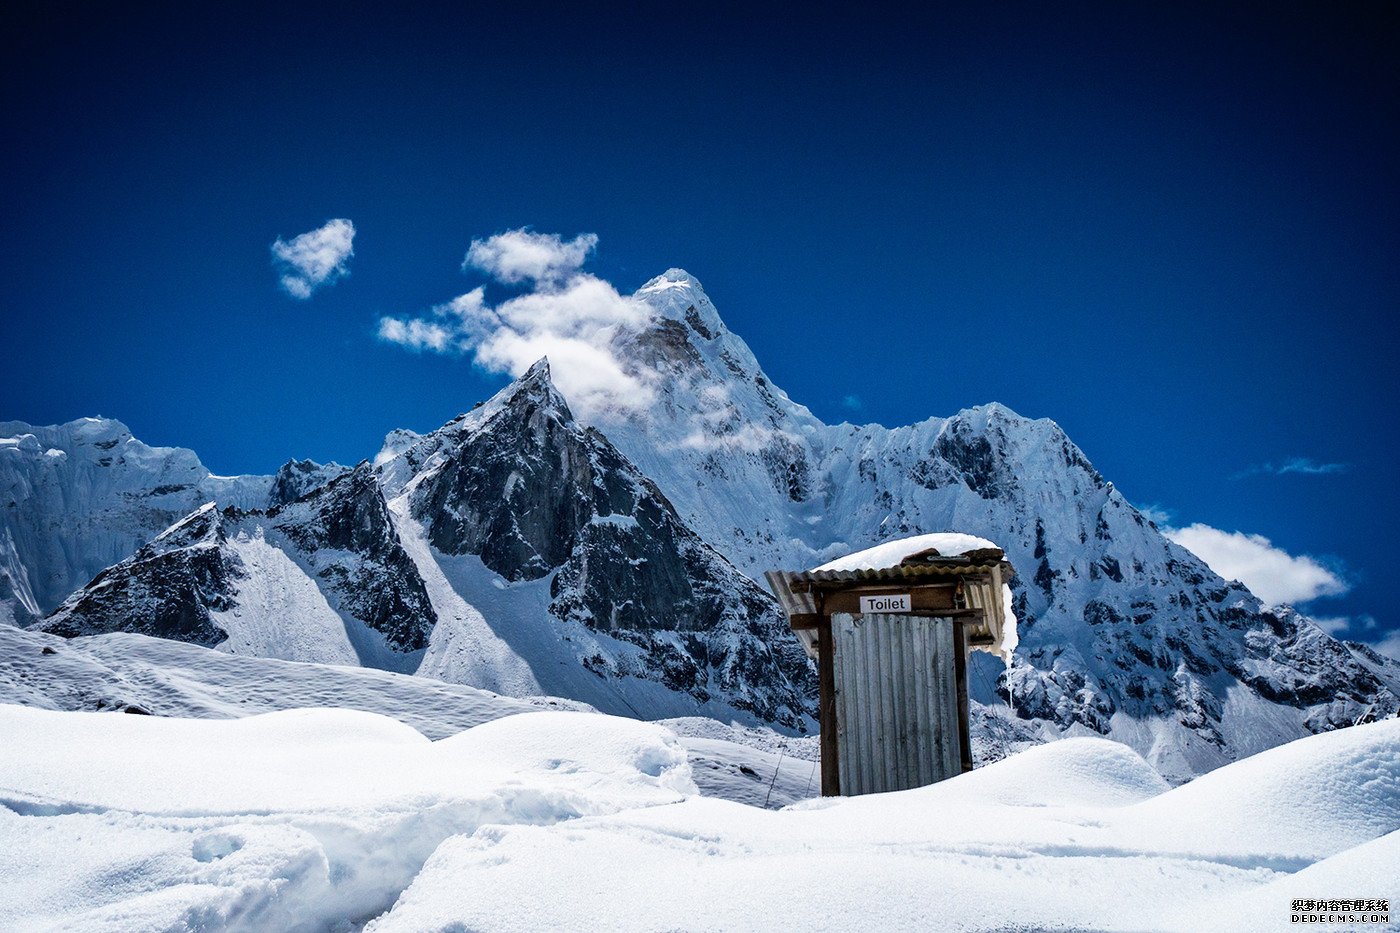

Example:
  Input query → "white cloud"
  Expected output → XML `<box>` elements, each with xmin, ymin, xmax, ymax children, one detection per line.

<box><xmin>1165</xmin><ymin>523</ymin><xmax>1348</xmax><ymax>606</ymax></box>
<box><xmin>1233</xmin><ymin>457</ymin><xmax>1349</xmax><ymax>479</ymax></box>
<box><xmin>377</xmin><ymin>317</ymin><xmax>452</xmax><ymax>353</ymax></box>
<box><xmin>1309</xmin><ymin>616</ymin><xmax>1351</xmax><ymax>636</ymax></box>
<box><xmin>1137</xmin><ymin>504</ymin><xmax>1174</xmax><ymax>527</ymax></box>
<box><xmin>842</xmin><ymin>395</ymin><xmax>862</xmax><ymax>411</ymax></box>
<box><xmin>678</xmin><ymin>421</ymin><xmax>786</xmax><ymax>453</ymax></box>
<box><xmin>464</xmin><ymin>230</ymin><xmax>598</xmax><ymax>285</ymax></box>
<box><xmin>1371</xmin><ymin>631</ymin><xmax>1400</xmax><ymax>663</ymax></box>
<box><xmin>272</xmin><ymin>219</ymin><xmax>356</xmax><ymax>299</ymax></box>
<box><xmin>379</xmin><ymin>230</ymin><xmax>655</xmax><ymax>416</ymax></box>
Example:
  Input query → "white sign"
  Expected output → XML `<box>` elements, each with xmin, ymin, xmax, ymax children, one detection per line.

<box><xmin>859</xmin><ymin>593</ymin><xmax>912</xmax><ymax>614</ymax></box>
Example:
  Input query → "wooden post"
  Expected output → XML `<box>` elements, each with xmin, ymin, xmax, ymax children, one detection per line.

<box><xmin>815</xmin><ymin>591</ymin><xmax>841</xmax><ymax>796</ymax></box>
<box><xmin>953</xmin><ymin>619</ymin><xmax>974</xmax><ymax>774</ymax></box>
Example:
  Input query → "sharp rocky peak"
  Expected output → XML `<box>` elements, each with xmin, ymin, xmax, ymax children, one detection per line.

<box><xmin>148</xmin><ymin>501</ymin><xmax>226</xmax><ymax>551</ymax></box>
<box><xmin>448</xmin><ymin>357</ymin><xmax>572</xmax><ymax>433</ymax></box>
<box><xmin>374</xmin><ymin>358</ymin><xmax>576</xmax><ymax>487</ymax></box>
<box><xmin>519</xmin><ymin>356</ymin><xmax>553</xmax><ymax>384</ymax></box>
<box><xmin>35</xmin><ymin>500</ymin><xmax>243</xmax><ymax>647</ymax></box>
<box><xmin>269</xmin><ymin>458</ymin><xmax>350</xmax><ymax>508</ymax></box>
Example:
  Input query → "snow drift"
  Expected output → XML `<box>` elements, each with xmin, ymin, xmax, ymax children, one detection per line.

<box><xmin>0</xmin><ymin>705</ymin><xmax>693</xmax><ymax>932</ymax></box>
<box><xmin>1</xmin><ymin>704</ymin><xmax>1395</xmax><ymax>932</ymax></box>
<box><xmin>370</xmin><ymin>721</ymin><xmax>1400</xmax><ymax>933</ymax></box>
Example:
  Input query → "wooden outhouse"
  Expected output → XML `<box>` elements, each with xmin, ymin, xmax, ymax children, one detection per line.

<box><xmin>766</xmin><ymin>534</ymin><xmax>1016</xmax><ymax>797</ymax></box>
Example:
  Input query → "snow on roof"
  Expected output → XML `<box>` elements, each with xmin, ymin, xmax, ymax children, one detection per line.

<box><xmin>812</xmin><ymin>532</ymin><xmax>1002</xmax><ymax>573</ymax></box>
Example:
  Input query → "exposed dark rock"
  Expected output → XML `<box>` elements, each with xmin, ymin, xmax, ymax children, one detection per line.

<box><xmin>403</xmin><ymin>360</ymin><xmax>817</xmax><ymax>728</ymax></box>
<box><xmin>684</xmin><ymin>304</ymin><xmax>716</xmax><ymax>339</ymax></box>
<box><xmin>35</xmin><ymin>506</ymin><xmax>240</xmax><ymax>646</ymax></box>
<box><xmin>934</xmin><ymin>428</ymin><xmax>1003</xmax><ymax>499</ymax></box>
<box><xmin>269</xmin><ymin>458</ymin><xmax>349</xmax><ymax>507</ymax></box>
<box><xmin>273</xmin><ymin>464</ymin><xmax>435</xmax><ymax>652</ymax></box>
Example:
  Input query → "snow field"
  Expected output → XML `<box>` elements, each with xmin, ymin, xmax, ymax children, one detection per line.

<box><xmin>0</xmin><ymin>707</ymin><xmax>694</xmax><ymax>932</ymax></box>
<box><xmin>3</xmin><ymin>706</ymin><xmax>1396</xmax><ymax>931</ymax></box>
<box><xmin>212</xmin><ymin>527</ymin><xmax>363</xmax><ymax>666</ymax></box>
<box><xmin>369</xmin><ymin>723</ymin><xmax>1400</xmax><ymax>933</ymax></box>
<box><xmin>0</xmin><ymin>625</ymin><xmax>585</xmax><ymax>735</ymax></box>
<box><xmin>0</xmin><ymin>625</ymin><xmax>811</xmax><ymax>809</ymax></box>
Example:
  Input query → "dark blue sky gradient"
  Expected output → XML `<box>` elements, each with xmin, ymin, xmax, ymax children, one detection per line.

<box><xmin>2</xmin><ymin>2</ymin><xmax>1396</xmax><ymax>640</ymax></box>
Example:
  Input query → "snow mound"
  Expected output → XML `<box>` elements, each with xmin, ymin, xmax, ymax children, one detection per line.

<box><xmin>923</xmin><ymin>735</ymin><xmax>1170</xmax><ymax>808</ymax></box>
<box><xmin>0</xmin><ymin>706</ymin><xmax>692</xmax><ymax>932</ymax></box>
<box><xmin>1172</xmin><ymin>830</ymin><xmax>1400</xmax><ymax>931</ymax></box>
<box><xmin>368</xmin><ymin>720</ymin><xmax>1400</xmax><ymax>933</ymax></box>
<box><xmin>1117</xmin><ymin>716</ymin><xmax>1400</xmax><ymax>862</ymax></box>
<box><xmin>0</xmin><ymin>705</ymin><xmax>692</xmax><ymax>816</ymax></box>
<box><xmin>0</xmin><ymin>705</ymin><xmax>430</xmax><ymax>814</ymax></box>
<box><xmin>813</xmin><ymin>532</ymin><xmax>1001</xmax><ymax>572</ymax></box>
<box><xmin>434</xmin><ymin>711</ymin><xmax>697</xmax><ymax>798</ymax></box>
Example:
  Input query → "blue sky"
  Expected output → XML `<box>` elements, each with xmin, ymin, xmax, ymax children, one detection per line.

<box><xmin>2</xmin><ymin>2</ymin><xmax>1396</xmax><ymax>650</ymax></box>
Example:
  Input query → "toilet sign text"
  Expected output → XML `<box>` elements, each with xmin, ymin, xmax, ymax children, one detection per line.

<box><xmin>858</xmin><ymin>593</ymin><xmax>912</xmax><ymax>614</ymax></box>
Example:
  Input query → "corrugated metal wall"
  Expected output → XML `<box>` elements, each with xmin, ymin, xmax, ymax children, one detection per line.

<box><xmin>832</xmin><ymin>612</ymin><xmax>962</xmax><ymax>795</ymax></box>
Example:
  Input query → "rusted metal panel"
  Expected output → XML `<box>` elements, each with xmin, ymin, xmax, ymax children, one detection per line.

<box><xmin>831</xmin><ymin>612</ymin><xmax>962</xmax><ymax>796</ymax></box>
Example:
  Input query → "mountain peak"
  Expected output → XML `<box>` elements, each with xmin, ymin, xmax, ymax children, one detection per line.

<box><xmin>520</xmin><ymin>356</ymin><xmax>552</xmax><ymax>384</ymax></box>
<box><xmin>1</xmin><ymin>416</ymin><xmax>134</xmax><ymax>453</ymax></box>
<box><xmin>430</xmin><ymin>357</ymin><xmax>572</xmax><ymax>442</ymax></box>
<box><xmin>638</xmin><ymin>268</ymin><xmax>705</xmax><ymax>293</ymax></box>
<box><xmin>949</xmin><ymin>402</ymin><xmax>1070</xmax><ymax>439</ymax></box>
<box><xmin>269</xmin><ymin>458</ymin><xmax>350</xmax><ymax>507</ymax></box>
<box><xmin>147</xmin><ymin>501</ymin><xmax>225</xmax><ymax>554</ymax></box>
<box><xmin>501</xmin><ymin>357</ymin><xmax>568</xmax><ymax>416</ymax></box>
<box><xmin>632</xmin><ymin>268</ymin><xmax>736</xmax><ymax>352</ymax></box>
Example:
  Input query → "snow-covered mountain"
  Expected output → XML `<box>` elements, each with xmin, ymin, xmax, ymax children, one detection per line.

<box><xmin>0</xmin><ymin>418</ymin><xmax>271</xmax><ymax>626</ymax></box>
<box><xmin>594</xmin><ymin>270</ymin><xmax>1400</xmax><ymax>779</ymax></box>
<box><xmin>19</xmin><ymin>365</ymin><xmax>815</xmax><ymax>729</ymax></box>
<box><xmin>36</xmin><ymin>462</ymin><xmax>437</xmax><ymax>669</ymax></box>
<box><xmin>5</xmin><ymin>269</ymin><xmax>1397</xmax><ymax>780</ymax></box>
<box><xmin>371</xmin><ymin>359</ymin><xmax>814</xmax><ymax>726</ymax></box>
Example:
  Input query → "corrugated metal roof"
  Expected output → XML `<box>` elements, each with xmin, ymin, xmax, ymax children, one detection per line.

<box><xmin>766</xmin><ymin>552</ymin><xmax>1016</xmax><ymax>663</ymax></box>
<box><xmin>788</xmin><ymin>548</ymin><xmax>1011</xmax><ymax>588</ymax></box>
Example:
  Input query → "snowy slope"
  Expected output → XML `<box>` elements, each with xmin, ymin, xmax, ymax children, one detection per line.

<box><xmin>0</xmin><ymin>624</ymin><xmax>809</xmax><ymax>811</ymax></box>
<box><xmin>4</xmin><ymin>699</ymin><xmax>1391</xmax><ymax>932</ymax></box>
<box><xmin>0</xmin><ymin>624</ymin><xmax>580</xmax><ymax>730</ymax></box>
